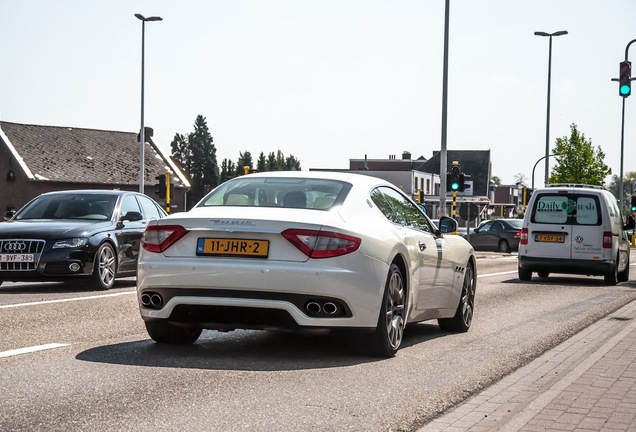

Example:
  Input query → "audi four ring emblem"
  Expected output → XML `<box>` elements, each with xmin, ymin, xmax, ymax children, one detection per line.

<box><xmin>3</xmin><ymin>242</ymin><xmax>27</xmax><ymax>251</ymax></box>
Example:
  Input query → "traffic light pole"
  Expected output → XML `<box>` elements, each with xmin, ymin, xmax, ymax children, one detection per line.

<box><xmin>616</xmin><ymin>39</ymin><xmax>636</xmax><ymax>214</ymax></box>
<box><xmin>165</xmin><ymin>172</ymin><xmax>171</xmax><ymax>214</ymax></box>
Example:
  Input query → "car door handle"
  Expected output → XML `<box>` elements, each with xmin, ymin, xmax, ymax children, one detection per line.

<box><xmin>418</xmin><ymin>242</ymin><xmax>427</xmax><ymax>251</ymax></box>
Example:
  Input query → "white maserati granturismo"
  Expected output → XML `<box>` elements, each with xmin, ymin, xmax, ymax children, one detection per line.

<box><xmin>137</xmin><ymin>171</ymin><xmax>476</xmax><ymax>357</ymax></box>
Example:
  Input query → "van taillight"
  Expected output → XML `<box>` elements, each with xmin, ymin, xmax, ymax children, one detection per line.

<box><xmin>603</xmin><ymin>231</ymin><xmax>613</xmax><ymax>248</ymax></box>
<box><xmin>521</xmin><ymin>228</ymin><xmax>528</xmax><ymax>245</ymax></box>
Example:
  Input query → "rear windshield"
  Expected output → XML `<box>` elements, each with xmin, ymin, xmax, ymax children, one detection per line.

<box><xmin>198</xmin><ymin>177</ymin><xmax>351</xmax><ymax>210</ymax></box>
<box><xmin>530</xmin><ymin>193</ymin><xmax>601</xmax><ymax>226</ymax></box>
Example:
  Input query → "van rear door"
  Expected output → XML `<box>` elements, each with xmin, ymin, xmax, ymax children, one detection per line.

<box><xmin>527</xmin><ymin>193</ymin><xmax>573</xmax><ymax>259</ymax></box>
<box><xmin>569</xmin><ymin>194</ymin><xmax>606</xmax><ymax>261</ymax></box>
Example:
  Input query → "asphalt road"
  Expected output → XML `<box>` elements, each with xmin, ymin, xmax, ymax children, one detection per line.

<box><xmin>1</xmin><ymin>252</ymin><xmax>636</xmax><ymax>432</ymax></box>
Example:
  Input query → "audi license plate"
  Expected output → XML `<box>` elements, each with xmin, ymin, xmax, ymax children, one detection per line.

<box><xmin>535</xmin><ymin>234</ymin><xmax>565</xmax><ymax>243</ymax></box>
<box><xmin>197</xmin><ymin>238</ymin><xmax>269</xmax><ymax>258</ymax></box>
<box><xmin>0</xmin><ymin>254</ymin><xmax>35</xmax><ymax>263</ymax></box>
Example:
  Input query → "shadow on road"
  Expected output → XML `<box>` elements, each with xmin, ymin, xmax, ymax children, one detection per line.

<box><xmin>502</xmin><ymin>276</ymin><xmax>636</xmax><ymax>288</ymax></box>
<box><xmin>76</xmin><ymin>322</ymin><xmax>447</xmax><ymax>371</ymax></box>
<box><xmin>0</xmin><ymin>278</ymin><xmax>136</xmax><ymax>294</ymax></box>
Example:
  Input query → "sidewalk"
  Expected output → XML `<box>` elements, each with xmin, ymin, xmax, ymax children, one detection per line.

<box><xmin>417</xmin><ymin>299</ymin><xmax>636</xmax><ymax>432</ymax></box>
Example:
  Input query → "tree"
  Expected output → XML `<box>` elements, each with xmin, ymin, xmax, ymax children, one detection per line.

<box><xmin>220</xmin><ymin>158</ymin><xmax>236</xmax><ymax>183</ymax></box>
<box><xmin>235</xmin><ymin>151</ymin><xmax>254</xmax><ymax>176</ymax></box>
<box><xmin>549</xmin><ymin>124</ymin><xmax>611</xmax><ymax>186</ymax></box>
<box><xmin>490</xmin><ymin>176</ymin><xmax>501</xmax><ymax>186</ymax></box>
<box><xmin>170</xmin><ymin>115</ymin><xmax>220</xmax><ymax>208</ymax></box>
<box><xmin>513</xmin><ymin>173</ymin><xmax>527</xmax><ymax>186</ymax></box>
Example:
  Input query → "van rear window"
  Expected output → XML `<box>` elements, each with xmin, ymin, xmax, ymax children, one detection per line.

<box><xmin>531</xmin><ymin>194</ymin><xmax>601</xmax><ymax>226</ymax></box>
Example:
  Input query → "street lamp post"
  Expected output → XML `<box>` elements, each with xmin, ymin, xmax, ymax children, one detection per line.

<box><xmin>534</xmin><ymin>30</ymin><xmax>567</xmax><ymax>187</ymax></box>
<box><xmin>531</xmin><ymin>153</ymin><xmax>554</xmax><ymax>193</ymax></box>
<box><xmin>135</xmin><ymin>13</ymin><xmax>163</xmax><ymax>194</ymax></box>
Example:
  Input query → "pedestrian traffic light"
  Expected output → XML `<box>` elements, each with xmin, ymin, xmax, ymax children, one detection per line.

<box><xmin>155</xmin><ymin>174</ymin><xmax>166</xmax><ymax>199</ymax></box>
<box><xmin>446</xmin><ymin>162</ymin><xmax>465</xmax><ymax>192</ymax></box>
<box><xmin>631</xmin><ymin>194</ymin><xmax>636</xmax><ymax>212</ymax></box>
<box><xmin>619</xmin><ymin>61</ymin><xmax>631</xmax><ymax>98</ymax></box>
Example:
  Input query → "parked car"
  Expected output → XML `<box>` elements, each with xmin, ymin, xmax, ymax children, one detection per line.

<box><xmin>137</xmin><ymin>171</ymin><xmax>477</xmax><ymax>357</ymax></box>
<box><xmin>518</xmin><ymin>184</ymin><xmax>631</xmax><ymax>285</ymax></box>
<box><xmin>0</xmin><ymin>190</ymin><xmax>167</xmax><ymax>290</ymax></box>
<box><xmin>463</xmin><ymin>218</ymin><xmax>523</xmax><ymax>253</ymax></box>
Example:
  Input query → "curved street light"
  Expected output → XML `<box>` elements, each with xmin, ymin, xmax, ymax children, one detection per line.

<box><xmin>531</xmin><ymin>153</ymin><xmax>554</xmax><ymax>191</ymax></box>
<box><xmin>534</xmin><ymin>30</ymin><xmax>568</xmax><ymax>187</ymax></box>
<box><xmin>135</xmin><ymin>13</ymin><xmax>163</xmax><ymax>193</ymax></box>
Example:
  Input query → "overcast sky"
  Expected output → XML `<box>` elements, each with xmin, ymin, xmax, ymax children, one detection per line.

<box><xmin>1</xmin><ymin>0</ymin><xmax>635</xmax><ymax>186</ymax></box>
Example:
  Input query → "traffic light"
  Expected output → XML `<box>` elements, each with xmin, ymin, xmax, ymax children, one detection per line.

<box><xmin>619</xmin><ymin>61</ymin><xmax>631</xmax><ymax>98</ymax></box>
<box><xmin>446</xmin><ymin>162</ymin><xmax>465</xmax><ymax>192</ymax></box>
<box><xmin>155</xmin><ymin>174</ymin><xmax>166</xmax><ymax>199</ymax></box>
<box><xmin>417</xmin><ymin>189</ymin><xmax>423</xmax><ymax>203</ymax></box>
<box><xmin>243</xmin><ymin>166</ymin><xmax>250</xmax><ymax>175</ymax></box>
<box><xmin>631</xmin><ymin>195</ymin><xmax>636</xmax><ymax>212</ymax></box>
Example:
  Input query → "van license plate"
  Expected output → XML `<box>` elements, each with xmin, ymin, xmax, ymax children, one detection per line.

<box><xmin>535</xmin><ymin>234</ymin><xmax>565</xmax><ymax>243</ymax></box>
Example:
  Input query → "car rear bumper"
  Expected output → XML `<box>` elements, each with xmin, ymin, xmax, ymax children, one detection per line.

<box><xmin>518</xmin><ymin>256</ymin><xmax>615</xmax><ymax>276</ymax></box>
<box><xmin>136</xmin><ymin>256</ymin><xmax>389</xmax><ymax>329</ymax></box>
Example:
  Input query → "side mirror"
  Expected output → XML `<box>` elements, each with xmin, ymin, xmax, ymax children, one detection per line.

<box><xmin>437</xmin><ymin>216</ymin><xmax>458</xmax><ymax>234</ymax></box>
<box><xmin>4</xmin><ymin>210</ymin><xmax>15</xmax><ymax>221</ymax></box>
<box><xmin>121</xmin><ymin>211</ymin><xmax>143</xmax><ymax>222</ymax></box>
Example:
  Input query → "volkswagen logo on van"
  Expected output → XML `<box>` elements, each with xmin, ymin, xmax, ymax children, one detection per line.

<box><xmin>3</xmin><ymin>241</ymin><xmax>27</xmax><ymax>252</ymax></box>
<box><xmin>575</xmin><ymin>236</ymin><xmax>584</xmax><ymax>243</ymax></box>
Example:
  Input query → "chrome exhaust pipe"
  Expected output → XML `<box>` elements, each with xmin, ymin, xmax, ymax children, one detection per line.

<box><xmin>306</xmin><ymin>302</ymin><xmax>321</xmax><ymax>314</ymax></box>
<box><xmin>141</xmin><ymin>293</ymin><xmax>152</xmax><ymax>307</ymax></box>
<box><xmin>150</xmin><ymin>293</ymin><xmax>163</xmax><ymax>308</ymax></box>
<box><xmin>323</xmin><ymin>302</ymin><xmax>338</xmax><ymax>315</ymax></box>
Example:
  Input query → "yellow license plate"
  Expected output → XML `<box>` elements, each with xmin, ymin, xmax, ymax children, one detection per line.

<box><xmin>535</xmin><ymin>234</ymin><xmax>565</xmax><ymax>243</ymax></box>
<box><xmin>197</xmin><ymin>238</ymin><xmax>269</xmax><ymax>257</ymax></box>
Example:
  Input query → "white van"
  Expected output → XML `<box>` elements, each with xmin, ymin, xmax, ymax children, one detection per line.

<box><xmin>518</xmin><ymin>184</ymin><xmax>631</xmax><ymax>285</ymax></box>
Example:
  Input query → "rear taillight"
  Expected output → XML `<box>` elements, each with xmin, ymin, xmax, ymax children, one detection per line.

<box><xmin>142</xmin><ymin>225</ymin><xmax>188</xmax><ymax>253</ymax></box>
<box><xmin>520</xmin><ymin>228</ymin><xmax>528</xmax><ymax>245</ymax></box>
<box><xmin>603</xmin><ymin>231</ymin><xmax>613</xmax><ymax>249</ymax></box>
<box><xmin>282</xmin><ymin>229</ymin><xmax>361</xmax><ymax>258</ymax></box>
<box><xmin>514</xmin><ymin>231</ymin><xmax>521</xmax><ymax>239</ymax></box>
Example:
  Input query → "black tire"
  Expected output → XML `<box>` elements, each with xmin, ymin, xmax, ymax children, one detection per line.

<box><xmin>145</xmin><ymin>321</ymin><xmax>202</xmax><ymax>344</ymax></box>
<box><xmin>498</xmin><ymin>240</ymin><xmax>511</xmax><ymax>253</ymax></box>
<box><xmin>365</xmin><ymin>263</ymin><xmax>406</xmax><ymax>358</ymax></box>
<box><xmin>88</xmin><ymin>243</ymin><xmax>117</xmax><ymax>290</ymax></box>
<box><xmin>537</xmin><ymin>271</ymin><xmax>550</xmax><ymax>278</ymax></box>
<box><xmin>438</xmin><ymin>260</ymin><xmax>476</xmax><ymax>332</ymax></box>
<box><xmin>518</xmin><ymin>267</ymin><xmax>532</xmax><ymax>281</ymax></box>
<box><xmin>604</xmin><ymin>263</ymin><xmax>618</xmax><ymax>286</ymax></box>
<box><xmin>618</xmin><ymin>253</ymin><xmax>630</xmax><ymax>283</ymax></box>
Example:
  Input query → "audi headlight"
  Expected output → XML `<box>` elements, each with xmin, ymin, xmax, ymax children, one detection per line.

<box><xmin>52</xmin><ymin>238</ymin><xmax>89</xmax><ymax>249</ymax></box>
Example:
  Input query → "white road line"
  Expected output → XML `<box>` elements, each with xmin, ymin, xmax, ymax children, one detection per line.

<box><xmin>0</xmin><ymin>343</ymin><xmax>70</xmax><ymax>359</ymax></box>
<box><xmin>479</xmin><ymin>270</ymin><xmax>518</xmax><ymax>278</ymax></box>
<box><xmin>0</xmin><ymin>290</ymin><xmax>136</xmax><ymax>309</ymax></box>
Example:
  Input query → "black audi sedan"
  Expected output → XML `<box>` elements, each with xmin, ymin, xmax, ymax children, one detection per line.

<box><xmin>0</xmin><ymin>190</ymin><xmax>167</xmax><ymax>290</ymax></box>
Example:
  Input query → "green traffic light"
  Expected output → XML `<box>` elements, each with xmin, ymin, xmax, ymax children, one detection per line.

<box><xmin>621</xmin><ymin>85</ymin><xmax>631</xmax><ymax>95</ymax></box>
<box><xmin>451</xmin><ymin>183</ymin><xmax>459</xmax><ymax>191</ymax></box>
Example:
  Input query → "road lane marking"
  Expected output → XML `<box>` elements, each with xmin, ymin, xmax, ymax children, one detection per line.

<box><xmin>0</xmin><ymin>290</ymin><xmax>136</xmax><ymax>309</ymax></box>
<box><xmin>478</xmin><ymin>270</ymin><xmax>517</xmax><ymax>278</ymax></box>
<box><xmin>0</xmin><ymin>343</ymin><xmax>70</xmax><ymax>359</ymax></box>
